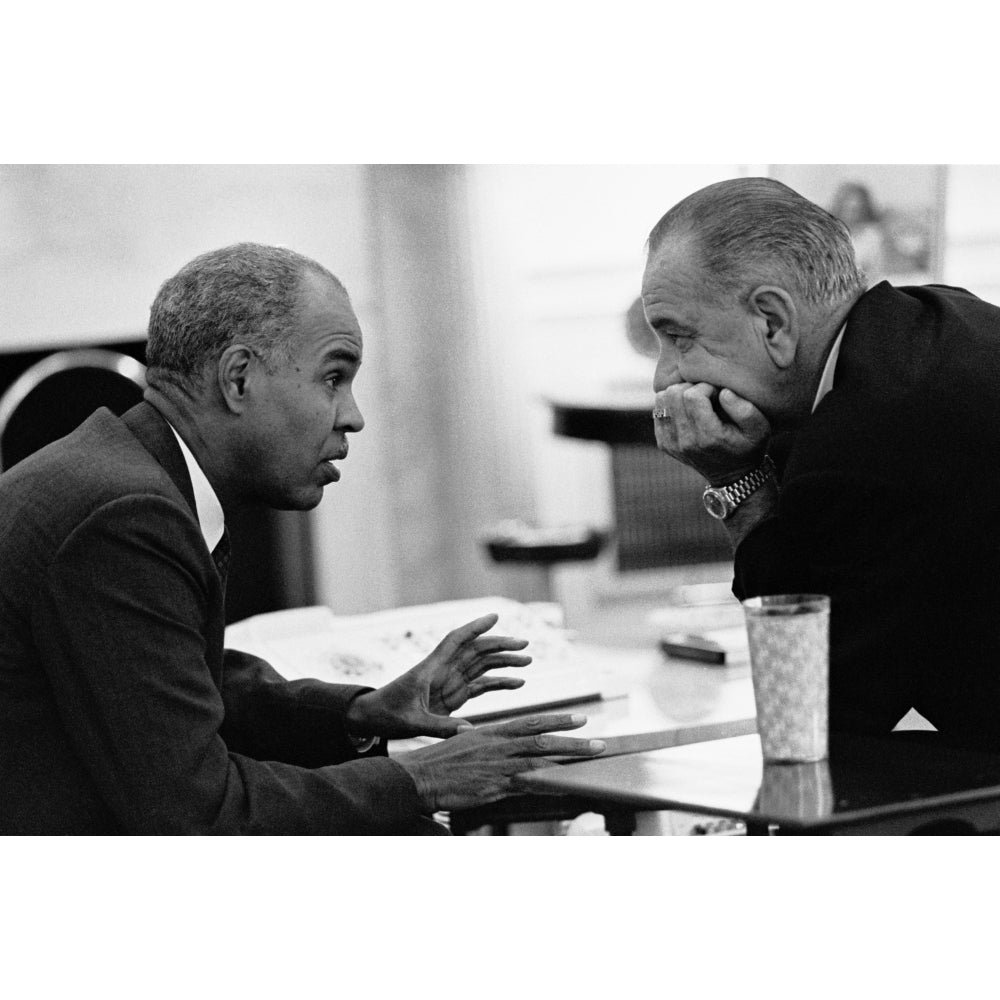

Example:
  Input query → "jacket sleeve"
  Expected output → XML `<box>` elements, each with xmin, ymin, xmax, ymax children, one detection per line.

<box><xmin>217</xmin><ymin>648</ymin><xmax>387</xmax><ymax>767</ymax></box>
<box><xmin>31</xmin><ymin>493</ymin><xmax>423</xmax><ymax>834</ymax></box>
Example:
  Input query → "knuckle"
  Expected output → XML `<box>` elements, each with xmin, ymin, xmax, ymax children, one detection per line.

<box><xmin>529</xmin><ymin>757</ymin><xmax>555</xmax><ymax>770</ymax></box>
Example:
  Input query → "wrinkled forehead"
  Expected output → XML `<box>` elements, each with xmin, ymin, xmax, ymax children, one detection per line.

<box><xmin>261</xmin><ymin>273</ymin><xmax>362</xmax><ymax>375</ymax></box>
<box><xmin>642</xmin><ymin>233</ymin><xmax>708</xmax><ymax>300</ymax></box>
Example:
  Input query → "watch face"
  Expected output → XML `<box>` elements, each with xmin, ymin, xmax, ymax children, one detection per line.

<box><xmin>703</xmin><ymin>488</ymin><xmax>731</xmax><ymax>520</ymax></box>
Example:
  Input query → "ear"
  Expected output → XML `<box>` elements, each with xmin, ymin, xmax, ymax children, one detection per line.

<box><xmin>216</xmin><ymin>344</ymin><xmax>257</xmax><ymax>414</ymax></box>
<box><xmin>748</xmin><ymin>285</ymin><xmax>798</xmax><ymax>370</ymax></box>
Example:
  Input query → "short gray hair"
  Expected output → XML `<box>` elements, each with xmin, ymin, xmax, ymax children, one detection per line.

<box><xmin>646</xmin><ymin>177</ymin><xmax>865</xmax><ymax>307</ymax></box>
<box><xmin>146</xmin><ymin>242</ymin><xmax>346</xmax><ymax>389</ymax></box>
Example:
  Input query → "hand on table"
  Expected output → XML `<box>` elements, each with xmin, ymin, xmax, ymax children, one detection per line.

<box><xmin>653</xmin><ymin>381</ymin><xmax>770</xmax><ymax>484</ymax></box>
<box><xmin>345</xmin><ymin>613</ymin><xmax>532</xmax><ymax>739</ymax></box>
<box><xmin>393</xmin><ymin>713</ymin><xmax>605</xmax><ymax>812</ymax></box>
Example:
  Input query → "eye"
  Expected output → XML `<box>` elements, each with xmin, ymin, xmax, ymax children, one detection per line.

<box><xmin>659</xmin><ymin>330</ymin><xmax>692</xmax><ymax>353</ymax></box>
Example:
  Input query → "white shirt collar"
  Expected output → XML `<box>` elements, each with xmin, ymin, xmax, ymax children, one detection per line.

<box><xmin>812</xmin><ymin>322</ymin><xmax>847</xmax><ymax>413</ymax></box>
<box><xmin>167</xmin><ymin>423</ymin><xmax>226</xmax><ymax>553</ymax></box>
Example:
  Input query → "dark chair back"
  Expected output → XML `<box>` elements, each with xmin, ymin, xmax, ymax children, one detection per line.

<box><xmin>0</xmin><ymin>349</ymin><xmax>147</xmax><ymax>472</ymax></box>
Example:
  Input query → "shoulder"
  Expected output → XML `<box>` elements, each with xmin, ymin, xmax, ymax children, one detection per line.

<box><xmin>0</xmin><ymin>407</ymin><xmax>198</xmax><ymax>559</ymax></box>
<box><xmin>850</xmin><ymin>281</ymin><xmax>1000</xmax><ymax>335</ymax></box>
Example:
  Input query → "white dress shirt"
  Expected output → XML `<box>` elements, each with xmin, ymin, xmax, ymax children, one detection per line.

<box><xmin>167</xmin><ymin>424</ymin><xmax>225</xmax><ymax>554</ymax></box>
<box><xmin>812</xmin><ymin>323</ymin><xmax>847</xmax><ymax>413</ymax></box>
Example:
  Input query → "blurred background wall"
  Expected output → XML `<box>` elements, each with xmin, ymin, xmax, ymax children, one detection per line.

<box><xmin>2</xmin><ymin>164</ymin><xmax>998</xmax><ymax>621</ymax></box>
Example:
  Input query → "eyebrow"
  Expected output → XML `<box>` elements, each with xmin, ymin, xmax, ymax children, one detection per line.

<box><xmin>649</xmin><ymin>317</ymin><xmax>697</xmax><ymax>336</ymax></box>
<box><xmin>321</xmin><ymin>346</ymin><xmax>361</xmax><ymax>365</ymax></box>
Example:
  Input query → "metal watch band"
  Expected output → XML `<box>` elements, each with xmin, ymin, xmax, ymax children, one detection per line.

<box><xmin>703</xmin><ymin>455</ymin><xmax>776</xmax><ymax>519</ymax></box>
<box><xmin>722</xmin><ymin>455</ymin><xmax>776</xmax><ymax>506</ymax></box>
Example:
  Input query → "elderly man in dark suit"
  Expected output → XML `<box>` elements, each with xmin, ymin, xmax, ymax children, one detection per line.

<box><xmin>642</xmin><ymin>176</ymin><xmax>1000</xmax><ymax>749</ymax></box>
<box><xmin>0</xmin><ymin>242</ymin><xmax>604</xmax><ymax>834</ymax></box>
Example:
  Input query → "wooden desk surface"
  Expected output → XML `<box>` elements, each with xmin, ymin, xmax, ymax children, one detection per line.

<box><xmin>546</xmin><ymin>642</ymin><xmax>756</xmax><ymax>756</ymax></box>
<box><xmin>515</xmin><ymin>731</ymin><xmax>1000</xmax><ymax>834</ymax></box>
<box><xmin>442</xmin><ymin>641</ymin><xmax>758</xmax><ymax>835</ymax></box>
<box><xmin>391</xmin><ymin>641</ymin><xmax>758</xmax><ymax>759</ymax></box>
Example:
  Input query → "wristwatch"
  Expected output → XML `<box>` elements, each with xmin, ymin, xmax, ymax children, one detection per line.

<box><xmin>702</xmin><ymin>456</ymin><xmax>776</xmax><ymax>520</ymax></box>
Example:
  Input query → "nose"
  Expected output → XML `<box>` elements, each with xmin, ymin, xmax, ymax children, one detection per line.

<box><xmin>653</xmin><ymin>344</ymin><xmax>681</xmax><ymax>394</ymax></box>
<box><xmin>337</xmin><ymin>389</ymin><xmax>365</xmax><ymax>433</ymax></box>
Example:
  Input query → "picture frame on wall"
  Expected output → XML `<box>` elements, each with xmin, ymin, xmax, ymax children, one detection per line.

<box><xmin>769</xmin><ymin>164</ymin><xmax>947</xmax><ymax>287</ymax></box>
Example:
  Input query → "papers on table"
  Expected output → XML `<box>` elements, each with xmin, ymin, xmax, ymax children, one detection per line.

<box><xmin>225</xmin><ymin>596</ymin><xmax>617</xmax><ymax>721</ymax></box>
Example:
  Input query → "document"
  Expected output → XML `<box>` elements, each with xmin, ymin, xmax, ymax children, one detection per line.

<box><xmin>225</xmin><ymin>596</ymin><xmax>615</xmax><ymax>720</ymax></box>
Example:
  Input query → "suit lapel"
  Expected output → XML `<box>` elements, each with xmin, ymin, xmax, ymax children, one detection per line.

<box><xmin>120</xmin><ymin>401</ymin><xmax>198</xmax><ymax>520</ymax></box>
<box><xmin>121</xmin><ymin>403</ymin><xmax>228</xmax><ymax>667</ymax></box>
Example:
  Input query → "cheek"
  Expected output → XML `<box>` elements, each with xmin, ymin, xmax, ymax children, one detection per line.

<box><xmin>675</xmin><ymin>347</ymin><xmax>715</xmax><ymax>384</ymax></box>
<box><xmin>286</xmin><ymin>390</ymin><xmax>329</xmax><ymax>433</ymax></box>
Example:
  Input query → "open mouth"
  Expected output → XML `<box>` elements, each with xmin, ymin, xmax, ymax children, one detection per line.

<box><xmin>320</xmin><ymin>447</ymin><xmax>348</xmax><ymax>482</ymax></box>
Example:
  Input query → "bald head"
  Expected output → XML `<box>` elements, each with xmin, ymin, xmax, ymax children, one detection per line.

<box><xmin>646</xmin><ymin>177</ymin><xmax>866</xmax><ymax>310</ymax></box>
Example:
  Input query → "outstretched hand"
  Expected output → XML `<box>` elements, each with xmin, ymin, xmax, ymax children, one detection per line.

<box><xmin>394</xmin><ymin>713</ymin><xmax>605</xmax><ymax>812</ymax></box>
<box><xmin>345</xmin><ymin>613</ymin><xmax>532</xmax><ymax>739</ymax></box>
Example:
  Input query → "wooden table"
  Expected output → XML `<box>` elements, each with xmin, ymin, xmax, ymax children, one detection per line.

<box><xmin>448</xmin><ymin>631</ymin><xmax>759</xmax><ymax>835</ymax></box>
<box><xmin>513</xmin><ymin>731</ymin><xmax>1000</xmax><ymax>835</ymax></box>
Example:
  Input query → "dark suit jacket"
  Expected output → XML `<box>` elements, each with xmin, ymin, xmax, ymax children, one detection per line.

<box><xmin>734</xmin><ymin>282</ymin><xmax>1000</xmax><ymax>748</ymax></box>
<box><xmin>0</xmin><ymin>401</ymin><xmax>428</xmax><ymax>833</ymax></box>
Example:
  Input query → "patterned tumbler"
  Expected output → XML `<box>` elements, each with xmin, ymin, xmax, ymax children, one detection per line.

<box><xmin>742</xmin><ymin>594</ymin><xmax>830</xmax><ymax>762</ymax></box>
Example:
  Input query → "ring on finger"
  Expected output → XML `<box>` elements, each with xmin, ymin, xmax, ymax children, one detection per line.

<box><xmin>652</xmin><ymin>407</ymin><xmax>671</xmax><ymax>420</ymax></box>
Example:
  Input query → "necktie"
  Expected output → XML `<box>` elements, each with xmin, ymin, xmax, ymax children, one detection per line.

<box><xmin>211</xmin><ymin>529</ymin><xmax>231</xmax><ymax>591</ymax></box>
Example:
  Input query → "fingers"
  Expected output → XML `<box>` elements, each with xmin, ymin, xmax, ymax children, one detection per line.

<box><xmin>397</xmin><ymin>713</ymin><xmax>605</xmax><ymax>811</ymax></box>
<box><xmin>682</xmin><ymin>383</ymin><xmax>770</xmax><ymax>447</ymax></box>
<box><xmin>718</xmin><ymin>387</ymin><xmax>771</xmax><ymax>440</ymax></box>
<box><xmin>471</xmin><ymin>635</ymin><xmax>530</xmax><ymax>655</ymax></box>
<box><xmin>514</xmin><ymin>734</ymin><xmax>606</xmax><ymax>757</ymax></box>
<box><xmin>431</xmin><ymin>613</ymin><xmax>500</xmax><ymax>659</ymax></box>
<box><xmin>652</xmin><ymin>382</ymin><xmax>690</xmax><ymax>456</ymax></box>
<box><xmin>465</xmin><ymin>676</ymin><xmax>526</xmax><ymax>698</ymax></box>
<box><xmin>460</xmin><ymin>713</ymin><xmax>605</xmax><ymax>757</ymax></box>
<box><xmin>655</xmin><ymin>382</ymin><xmax>739</xmax><ymax>439</ymax></box>
<box><xmin>654</xmin><ymin>381</ymin><xmax>770</xmax><ymax>480</ymax></box>
<box><xmin>488</xmin><ymin>712</ymin><xmax>588</xmax><ymax>739</ymax></box>
<box><xmin>417</xmin><ymin>714</ymin><xmax>477</xmax><ymax>738</ymax></box>
<box><xmin>462</xmin><ymin>651</ymin><xmax>532</xmax><ymax>681</ymax></box>
<box><xmin>679</xmin><ymin>382</ymin><xmax>741</xmax><ymax>442</ymax></box>
<box><xmin>431</xmin><ymin>617</ymin><xmax>533</xmax><ymax>668</ymax></box>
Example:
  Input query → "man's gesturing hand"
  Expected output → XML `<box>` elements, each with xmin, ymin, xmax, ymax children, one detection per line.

<box><xmin>345</xmin><ymin>614</ymin><xmax>532</xmax><ymax>739</ymax></box>
<box><xmin>653</xmin><ymin>382</ymin><xmax>771</xmax><ymax>483</ymax></box>
<box><xmin>393</xmin><ymin>714</ymin><xmax>605</xmax><ymax>812</ymax></box>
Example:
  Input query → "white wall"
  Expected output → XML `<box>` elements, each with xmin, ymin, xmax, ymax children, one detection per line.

<box><xmin>0</xmin><ymin>164</ymin><xmax>396</xmax><ymax>615</ymax></box>
<box><xmin>469</xmin><ymin>165</ymin><xmax>742</xmax><ymax>522</ymax></box>
<box><xmin>943</xmin><ymin>165</ymin><xmax>1000</xmax><ymax>305</ymax></box>
<box><xmin>466</xmin><ymin>166</ymin><xmax>744</xmax><ymax>618</ymax></box>
<box><xmin>0</xmin><ymin>165</ymin><xmax>373</xmax><ymax>347</ymax></box>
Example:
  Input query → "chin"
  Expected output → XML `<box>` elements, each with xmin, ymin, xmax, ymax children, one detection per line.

<box><xmin>285</xmin><ymin>491</ymin><xmax>324</xmax><ymax>512</ymax></box>
<box><xmin>264</xmin><ymin>485</ymin><xmax>325</xmax><ymax>512</ymax></box>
